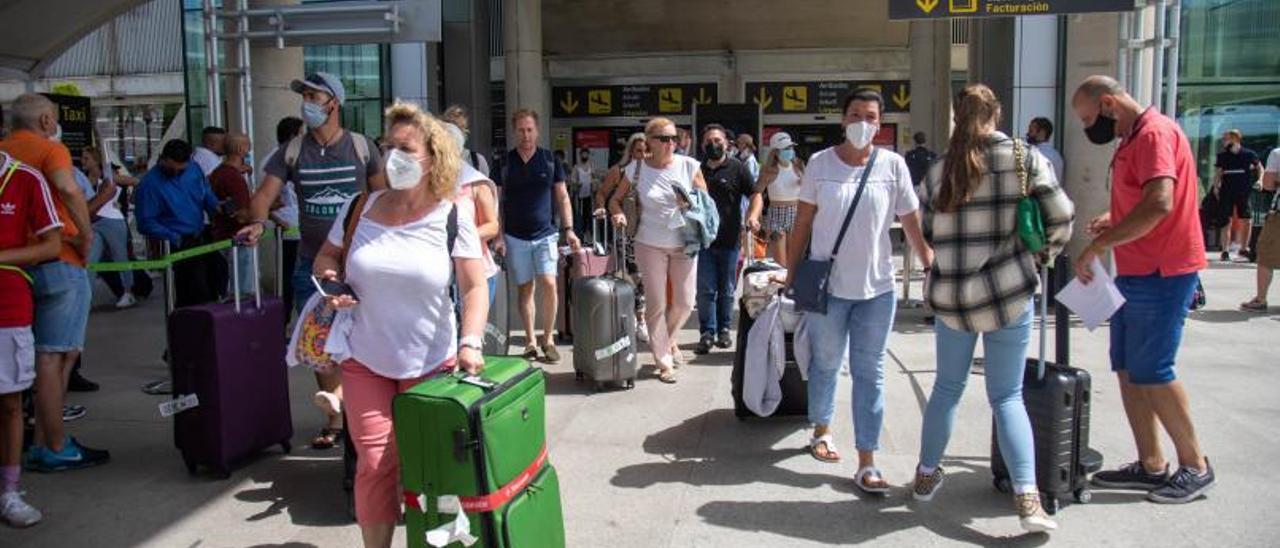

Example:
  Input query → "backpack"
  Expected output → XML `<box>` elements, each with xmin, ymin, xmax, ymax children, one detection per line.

<box><xmin>284</xmin><ymin>131</ymin><xmax>372</xmax><ymax>180</ymax></box>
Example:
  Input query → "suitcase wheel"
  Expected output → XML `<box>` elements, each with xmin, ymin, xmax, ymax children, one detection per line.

<box><xmin>184</xmin><ymin>459</ymin><xmax>198</xmax><ymax>476</ymax></box>
<box><xmin>624</xmin><ymin>379</ymin><xmax>635</xmax><ymax>390</ymax></box>
<box><xmin>280</xmin><ymin>441</ymin><xmax>292</xmax><ymax>455</ymax></box>
<box><xmin>575</xmin><ymin>371</ymin><xmax>585</xmax><ymax>381</ymax></box>
<box><xmin>1043</xmin><ymin>495</ymin><xmax>1060</xmax><ymax>515</ymax></box>
<box><xmin>1074</xmin><ymin>488</ymin><xmax>1092</xmax><ymax>504</ymax></box>
<box><xmin>993</xmin><ymin>477</ymin><xmax>1012</xmax><ymax>494</ymax></box>
<box><xmin>593</xmin><ymin>382</ymin><xmax>605</xmax><ymax>392</ymax></box>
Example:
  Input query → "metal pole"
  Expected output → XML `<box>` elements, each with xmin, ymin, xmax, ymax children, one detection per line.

<box><xmin>1117</xmin><ymin>12</ymin><xmax>1130</xmax><ymax>90</ymax></box>
<box><xmin>1165</xmin><ymin>0</ymin><xmax>1182</xmax><ymax>116</ymax></box>
<box><xmin>163</xmin><ymin>241</ymin><xmax>176</xmax><ymax>315</ymax></box>
<box><xmin>1129</xmin><ymin>7</ymin><xmax>1144</xmax><ymax>100</ymax></box>
<box><xmin>238</xmin><ymin>0</ymin><xmax>255</xmax><ymax>189</ymax></box>
<box><xmin>202</xmin><ymin>0</ymin><xmax>222</xmax><ymax>127</ymax></box>
<box><xmin>1152</xmin><ymin>0</ymin><xmax>1167</xmax><ymax>111</ymax></box>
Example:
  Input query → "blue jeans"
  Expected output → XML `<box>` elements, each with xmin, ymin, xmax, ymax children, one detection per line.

<box><xmin>805</xmin><ymin>291</ymin><xmax>896</xmax><ymax>451</ymax></box>
<box><xmin>89</xmin><ymin>218</ymin><xmax>133</xmax><ymax>288</ymax></box>
<box><xmin>1110</xmin><ymin>273</ymin><xmax>1198</xmax><ymax>385</ymax></box>
<box><xmin>27</xmin><ymin>262</ymin><xmax>91</xmax><ymax>353</ymax></box>
<box><xmin>292</xmin><ymin>254</ymin><xmax>316</xmax><ymax>316</ymax></box>
<box><xmin>221</xmin><ymin>246</ymin><xmax>255</xmax><ymax>297</ymax></box>
<box><xmin>696</xmin><ymin>246</ymin><xmax>739</xmax><ymax>336</ymax></box>
<box><xmin>920</xmin><ymin>306</ymin><xmax>1037</xmax><ymax>489</ymax></box>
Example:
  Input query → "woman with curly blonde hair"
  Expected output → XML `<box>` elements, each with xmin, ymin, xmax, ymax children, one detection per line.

<box><xmin>312</xmin><ymin>101</ymin><xmax>488</xmax><ymax>548</ymax></box>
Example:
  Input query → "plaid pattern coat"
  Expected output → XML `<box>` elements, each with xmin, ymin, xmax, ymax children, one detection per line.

<box><xmin>922</xmin><ymin>133</ymin><xmax>1075</xmax><ymax>333</ymax></box>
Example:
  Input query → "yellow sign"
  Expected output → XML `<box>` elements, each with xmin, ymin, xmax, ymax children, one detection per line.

<box><xmin>892</xmin><ymin>85</ymin><xmax>911</xmax><ymax>110</ymax></box>
<box><xmin>658</xmin><ymin>88</ymin><xmax>683</xmax><ymax>113</ymax></box>
<box><xmin>588</xmin><ymin>89</ymin><xmax>612</xmax><ymax>115</ymax></box>
<box><xmin>781</xmin><ymin>86</ymin><xmax>808</xmax><ymax>112</ymax></box>
<box><xmin>916</xmin><ymin>0</ymin><xmax>940</xmax><ymax>13</ymax></box>
<box><xmin>950</xmin><ymin>0</ymin><xmax>978</xmax><ymax>13</ymax></box>
<box><xmin>558</xmin><ymin>90</ymin><xmax>580</xmax><ymax>115</ymax></box>
<box><xmin>753</xmin><ymin>87</ymin><xmax>773</xmax><ymax>111</ymax></box>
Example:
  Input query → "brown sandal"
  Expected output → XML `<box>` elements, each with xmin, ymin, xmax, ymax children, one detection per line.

<box><xmin>656</xmin><ymin>366</ymin><xmax>678</xmax><ymax>384</ymax></box>
<box><xmin>311</xmin><ymin>428</ymin><xmax>341</xmax><ymax>450</ymax></box>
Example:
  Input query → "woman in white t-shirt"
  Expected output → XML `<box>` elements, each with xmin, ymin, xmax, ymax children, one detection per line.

<box><xmin>779</xmin><ymin>90</ymin><xmax>933</xmax><ymax>493</ymax></box>
<box><xmin>609</xmin><ymin>118</ymin><xmax>709</xmax><ymax>384</ymax></box>
<box><xmin>82</xmin><ymin>147</ymin><xmax>138</xmax><ymax>309</ymax></box>
<box><xmin>312</xmin><ymin>102</ymin><xmax>486</xmax><ymax>548</ymax></box>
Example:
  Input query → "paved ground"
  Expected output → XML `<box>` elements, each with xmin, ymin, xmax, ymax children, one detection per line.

<box><xmin>8</xmin><ymin>255</ymin><xmax>1279</xmax><ymax>547</ymax></box>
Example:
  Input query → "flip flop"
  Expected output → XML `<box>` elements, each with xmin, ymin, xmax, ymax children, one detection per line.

<box><xmin>141</xmin><ymin>380</ymin><xmax>172</xmax><ymax>395</ymax></box>
<box><xmin>656</xmin><ymin>365</ymin><xmax>677</xmax><ymax>384</ymax></box>
<box><xmin>809</xmin><ymin>434</ymin><xmax>840</xmax><ymax>463</ymax></box>
<box><xmin>311</xmin><ymin>428</ymin><xmax>342</xmax><ymax>450</ymax></box>
<box><xmin>855</xmin><ymin>466</ymin><xmax>891</xmax><ymax>495</ymax></box>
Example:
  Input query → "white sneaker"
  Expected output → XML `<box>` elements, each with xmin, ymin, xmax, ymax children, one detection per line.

<box><xmin>636</xmin><ymin>323</ymin><xmax>649</xmax><ymax>343</ymax></box>
<box><xmin>312</xmin><ymin>391</ymin><xmax>341</xmax><ymax>417</ymax></box>
<box><xmin>115</xmin><ymin>293</ymin><xmax>137</xmax><ymax>309</ymax></box>
<box><xmin>1</xmin><ymin>491</ymin><xmax>43</xmax><ymax>528</ymax></box>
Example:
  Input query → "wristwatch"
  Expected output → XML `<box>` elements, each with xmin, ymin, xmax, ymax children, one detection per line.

<box><xmin>459</xmin><ymin>335</ymin><xmax>483</xmax><ymax>352</ymax></box>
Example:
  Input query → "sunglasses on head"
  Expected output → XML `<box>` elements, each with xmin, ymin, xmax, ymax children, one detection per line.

<box><xmin>649</xmin><ymin>134</ymin><xmax>679</xmax><ymax>143</ymax></box>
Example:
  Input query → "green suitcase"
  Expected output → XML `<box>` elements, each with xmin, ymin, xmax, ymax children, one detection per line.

<box><xmin>394</xmin><ymin>356</ymin><xmax>565</xmax><ymax>548</ymax></box>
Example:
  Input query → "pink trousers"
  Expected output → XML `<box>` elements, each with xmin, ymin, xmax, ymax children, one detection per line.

<box><xmin>341</xmin><ymin>359</ymin><xmax>452</xmax><ymax>525</ymax></box>
<box><xmin>633</xmin><ymin>242</ymin><xmax>697</xmax><ymax>367</ymax></box>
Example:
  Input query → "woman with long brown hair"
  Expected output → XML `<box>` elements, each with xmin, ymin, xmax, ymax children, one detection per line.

<box><xmin>911</xmin><ymin>84</ymin><xmax>1073</xmax><ymax>533</ymax></box>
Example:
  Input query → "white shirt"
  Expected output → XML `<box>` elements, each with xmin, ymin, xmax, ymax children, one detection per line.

<box><xmin>767</xmin><ymin>163</ymin><xmax>802</xmax><ymax>202</ymax></box>
<box><xmin>633</xmin><ymin>155</ymin><xmax>701</xmax><ymax>249</ymax></box>
<box><xmin>326</xmin><ymin>191</ymin><xmax>483</xmax><ymax>379</ymax></box>
<box><xmin>192</xmin><ymin>146</ymin><xmax>222</xmax><ymax>177</ymax></box>
<box><xmin>798</xmin><ymin>146</ymin><xmax>919</xmax><ymax>300</ymax></box>
<box><xmin>1266</xmin><ymin>148</ymin><xmax>1280</xmax><ymax>175</ymax></box>
<box><xmin>574</xmin><ymin>163</ymin><xmax>594</xmax><ymax>198</ymax></box>
<box><xmin>463</xmin><ymin>148</ymin><xmax>490</xmax><ymax>177</ymax></box>
<box><xmin>1035</xmin><ymin>142</ymin><xmax>1065</xmax><ymax>184</ymax></box>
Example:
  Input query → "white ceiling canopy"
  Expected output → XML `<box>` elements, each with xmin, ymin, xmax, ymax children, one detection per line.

<box><xmin>0</xmin><ymin>0</ymin><xmax>157</xmax><ymax>80</ymax></box>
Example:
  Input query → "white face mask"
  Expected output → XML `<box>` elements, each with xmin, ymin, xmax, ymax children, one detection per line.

<box><xmin>50</xmin><ymin>123</ymin><xmax>63</xmax><ymax>143</ymax></box>
<box><xmin>385</xmin><ymin>149</ymin><xmax>424</xmax><ymax>190</ymax></box>
<box><xmin>845</xmin><ymin>121</ymin><xmax>877</xmax><ymax>150</ymax></box>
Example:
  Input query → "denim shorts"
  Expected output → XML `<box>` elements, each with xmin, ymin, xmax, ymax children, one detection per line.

<box><xmin>1110</xmin><ymin>272</ymin><xmax>1198</xmax><ymax>385</ymax></box>
<box><xmin>28</xmin><ymin>261</ymin><xmax>92</xmax><ymax>353</ymax></box>
<box><xmin>0</xmin><ymin>327</ymin><xmax>36</xmax><ymax>394</ymax></box>
<box><xmin>292</xmin><ymin>255</ymin><xmax>317</xmax><ymax>316</ymax></box>
<box><xmin>503</xmin><ymin>233</ymin><xmax>559</xmax><ymax>286</ymax></box>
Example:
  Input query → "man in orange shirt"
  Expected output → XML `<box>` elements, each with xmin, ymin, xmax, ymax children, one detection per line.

<box><xmin>0</xmin><ymin>93</ymin><xmax>108</xmax><ymax>471</ymax></box>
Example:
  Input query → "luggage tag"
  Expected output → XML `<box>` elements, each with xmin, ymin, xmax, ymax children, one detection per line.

<box><xmin>158</xmin><ymin>393</ymin><xmax>200</xmax><ymax>417</ymax></box>
<box><xmin>425</xmin><ymin>495</ymin><xmax>478</xmax><ymax>547</ymax></box>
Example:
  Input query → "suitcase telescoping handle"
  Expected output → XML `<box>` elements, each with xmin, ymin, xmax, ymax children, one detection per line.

<box><xmin>612</xmin><ymin>220</ymin><xmax>628</xmax><ymax>277</ymax></box>
<box><xmin>230</xmin><ymin>241</ymin><xmax>263</xmax><ymax>314</ymax></box>
<box><xmin>1035</xmin><ymin>263</ymin><xmax>1049</xmax><ymax>381</ymax></box>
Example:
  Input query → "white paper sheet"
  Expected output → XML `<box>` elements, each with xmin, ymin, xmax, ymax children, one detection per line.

<box><xmin>1054</xmin><ymin>258</ymin><xmax>1126</xmax><ymax>331</ymax></box>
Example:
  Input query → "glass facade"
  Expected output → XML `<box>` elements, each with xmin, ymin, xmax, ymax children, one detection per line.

<box><xmin>1174</xmin><ymin>0</ymin><xmax>1280</xmax><ymax>191</ymax></box>
<box><xmin>181</xmin><ymin>0</ymin><xmax>390</xmax><ymax>143</ymax></box>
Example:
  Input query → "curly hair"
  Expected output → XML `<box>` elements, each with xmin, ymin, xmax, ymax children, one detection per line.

<box><xmin>383</xmin><ymin>101</ymin><xmax>461</xmax><ymax>201</ymax></box>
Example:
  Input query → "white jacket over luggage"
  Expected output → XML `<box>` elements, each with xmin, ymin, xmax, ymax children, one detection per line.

<box><xmin>742</xmin><ymin>297</ymin><xmax>809</xmax><ymax>417</ymax></box>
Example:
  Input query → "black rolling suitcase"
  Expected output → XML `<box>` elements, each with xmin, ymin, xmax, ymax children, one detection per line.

<box><xmin>992</xmin><ymin>259</ymin><xmax>1103</xmax><ymax>514</ymax></box>
<box><xmin>731</xmin><ymin>259</ymin><xmax>807</xmax><ymax>419</ymax></box>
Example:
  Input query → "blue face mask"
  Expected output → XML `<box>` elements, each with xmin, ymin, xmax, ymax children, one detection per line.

<box><xmin>778</xmin><ymin>149</ymin><xmax>796</xmax><ymax>162</ymax></box>
<box><xmin>301</xmin><ymin>101</ymin><xmax>329</xmax><ymax>129</ymax></box>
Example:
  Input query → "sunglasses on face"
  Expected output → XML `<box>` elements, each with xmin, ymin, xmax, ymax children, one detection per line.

<box><xmin>649</xmin><ymin>134</ymin><xmax>679</xmax><ymax>144</ymax></box>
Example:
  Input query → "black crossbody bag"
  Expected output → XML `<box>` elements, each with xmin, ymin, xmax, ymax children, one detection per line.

<box><xmin>786</xmin><ymin>149</ymin><xmax>879</xmax><ymax>314</ymax></box>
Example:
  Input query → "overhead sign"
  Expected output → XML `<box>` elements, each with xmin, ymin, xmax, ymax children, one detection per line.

<box><xmin>745</xmin><ymin>81</ymin><xmax>911</xmax><ymax>115</ymax></box>
<box><xmin>552</xmin><ymin>83</ymin><xmax>717</xmax><ymax>118</ymax></box>
<box><xmin>889</xmin><ymin>0</ymin><xmax>1135</xmax><ymax>20</ymax></box>
<box><xmin>42</xmin><ymin>93</ymin><xmax>92</xmax><ymax>161</ymax></box>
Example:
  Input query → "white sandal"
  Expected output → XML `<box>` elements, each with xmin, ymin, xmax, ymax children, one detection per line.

<box><xmin>808</xmin><ymin>434</ymin><xmax>841</xmax><ymax>463</ymax></box>
<box><xmin>855</xmin><ymin>466</ymin><xmax>891</xmax><ymax>494</ymax></box>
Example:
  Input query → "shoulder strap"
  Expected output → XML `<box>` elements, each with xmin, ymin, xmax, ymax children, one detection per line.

<box><xmin>470</xmin><ymin>149</ymin><xmax>480</xmax><ymax>169</ymax></box>
<box><xmin>447</xmin><ymin>202</ymin><xmax>458</xmax><ymax>255</ymax></box>
<box><xmin>351</xmin><ymin>132</ymin><xmax>371</xmax><ymax>166</ymax></box>
<box><xmin>0</xmin><ymin>158</ymin><xmax>21</xmax><ymax>196</ymax></box>
<box><xmin>829</xmin><ymin>148</ymin><xmax>880</xmax><ymax>258</ymax></box>
<box><xmin>1014</xmin><ymin>139</ymin><xmax>1032</xmax><ymax>197</ymax></box>
<box><xmin>340</xmin><ymin>192</ymin><xmax>371</xmax><ymax>272</ymax></box>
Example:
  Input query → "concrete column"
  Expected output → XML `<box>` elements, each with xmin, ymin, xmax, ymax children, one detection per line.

<box><xmin>248</xmin><ymin>0</ymin><xmax>304</xmax><ymax>294</ymax></box>
<box><xmin>968</xmin><ymin>18</ymin><xmax>1016</xmax><ymax>134</ymax></box>
<box><xmin>1061</xmin><ymin>13</ymin><xmax>1121</xmax><ymax>256</ymax></box>
<box><xmin>909</xmin><ymin>20</ymin><xmax>952</xmax><ymax>152</ymax></box>
<box><xmin>503</xmin><ymin>0</ymin><xmax>545</xmax><ymax>138</ymax></box>
<box><xmin>391</xmin><ymin>43</ymin><xmax>432</xmax><ymax>108</ymax></box>
<box><xmin>1010</xmin><ymin>16</ymin><xmax>1060</xmax><ymax>140</ymax></box>
<box><xmin>442</xmin><ymin>0</ymin><xmax>493</xmax><ymax>157</ymax></box>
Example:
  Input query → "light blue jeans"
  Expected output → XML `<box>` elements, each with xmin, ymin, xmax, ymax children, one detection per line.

<box><xmin>89</xmin><ymin>218</ymin><xmax>133</xmax><ymax>288</ymax></box>
<box><xmin>919</xmin><ymin>306</ymin><xmax>1036</xmax><ymax>490</ymax></box>
<box><xmin>805</xmin><ymin>291</ymin><xmax>896</xmax><ymax>452</ymax></box>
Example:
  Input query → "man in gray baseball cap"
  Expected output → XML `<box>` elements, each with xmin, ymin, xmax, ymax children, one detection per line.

<box><xmin>239</xmin><ymin>70</ymin><xmax>384</xmax><ymax>450</ymax></box>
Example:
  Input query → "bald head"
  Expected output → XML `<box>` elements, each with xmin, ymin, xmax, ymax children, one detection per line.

<box><xmin>1073</xmin><ymin>75</ymin><xmax>1126</xmax><ymax>103</ymax></box>
<box><xmin>224</xmin><ymin>132</ymin><xmax>250</xmax><ymax>159</ymax></box>
<box><xmin>9</xmin><ymin>93</ymin><xmax>57</xmax><ymax>135</ymax></box>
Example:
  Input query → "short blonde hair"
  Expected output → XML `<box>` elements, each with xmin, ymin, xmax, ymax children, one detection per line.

<box><xmin>645</xmin><ymin>117</ymin><xmax>675</xmax><ymax>136</ymax></box>
<box><xmin>384</xmin><ymin>101</ymin><xmax>460</xmax><ymax>201</ymax></box>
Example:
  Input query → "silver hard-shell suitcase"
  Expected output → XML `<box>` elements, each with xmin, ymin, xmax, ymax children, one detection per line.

<box><xmin>571</xmin><ymin>221</ymin><xmax>638</xmax><ymax>391</ymax></box>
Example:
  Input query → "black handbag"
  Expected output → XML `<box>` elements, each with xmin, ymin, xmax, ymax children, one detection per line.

<box><xmin>786</xmin><ymin>149</ymin><xmax>879</xmax><ymax>314</ymax></box>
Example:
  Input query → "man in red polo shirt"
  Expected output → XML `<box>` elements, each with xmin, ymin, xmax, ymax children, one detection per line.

<box><xmin>1071</xmin><ymin>75</ymin><xmax>1214</xmax><ymax>504</ymax></box>
<box><xmin>0</xmin><ymin>151</ymin><xmax>63</xmax><ymax>527</ymax></box>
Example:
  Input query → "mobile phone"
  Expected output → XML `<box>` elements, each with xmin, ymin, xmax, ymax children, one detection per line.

<box><xmin>311</xmin><ymin>275</ymin><xmax>357</xmax><ymax>299</ymax></box>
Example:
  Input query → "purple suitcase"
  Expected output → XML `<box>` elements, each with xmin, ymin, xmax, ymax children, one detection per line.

<box><xmin>167</xmin><ymin>246</ymin><xmax>293</xmax><ymax>478</ymax></box>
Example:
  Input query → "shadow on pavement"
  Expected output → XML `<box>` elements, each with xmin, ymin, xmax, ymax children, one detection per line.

<box><xmin>232</xmin><ymin>453</ymin><xmax>353</xmax><ymax>527</ymax></box>
<box><xmin>1188</xmin><ymin>309</ymin><xmax>1257</xmax><ymax>323</ymax></box>
<box><xmin>695</xmin><ymin>463</ymin><xmax>1054</xmax><ymax>546</ymax></box>
<box><xmin>247</xmin><ymin>544</ymin><xmax>321</xmax><ymax>548</ymax></box>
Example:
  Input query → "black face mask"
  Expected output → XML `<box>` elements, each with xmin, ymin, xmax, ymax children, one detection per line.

<box><xmin>704</xmin><ymin>143</ymin><xmax>725</xmax><ymax>160</ymax></box>
<box><xmin>1085</xmin><ymin>114</ymin><xmax>1117</xmax><ymax>145</ymax></box>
